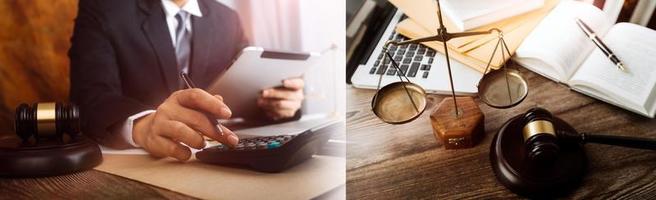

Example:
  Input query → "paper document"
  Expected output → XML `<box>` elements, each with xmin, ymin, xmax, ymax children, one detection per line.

<box><xmin>389</xmin><ymin>0</ymin><xmax>558</xmax><ymax>72</ymax></box>
<box><xmin>95</xmin><ymin>154</ymin><xmax>345</xmax><ymax>199</ymax></box>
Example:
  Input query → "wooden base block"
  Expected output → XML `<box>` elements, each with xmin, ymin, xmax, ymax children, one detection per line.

<box><xmin>430</xmin><ymin>97</ymin><xmax>485</xmax><ymax>149</ymax></box>
<box><xmin>0</xmin><ymin>136</ymin><xmax>102</xmax><ymax>177</ymax></box>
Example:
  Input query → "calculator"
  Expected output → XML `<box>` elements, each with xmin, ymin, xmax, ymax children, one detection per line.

<box><xmin>195</xmin><ymin>120</ymin><xmax>341</xmax><ymax>172</ymax></box>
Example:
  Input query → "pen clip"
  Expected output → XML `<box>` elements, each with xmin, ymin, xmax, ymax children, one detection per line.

<box><xmin>180</xmin><ymin>73</ymin><xmax>197</xmax><ymax>89</ymax></box>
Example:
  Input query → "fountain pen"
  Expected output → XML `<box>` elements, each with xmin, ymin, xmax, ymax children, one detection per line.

<box><xmin>576</xmin><ymin>18</ymin><xmax>625</xmax><ymax>71</ymax></box>
<box><xmin>180</xmin><ymin>72</ymin><xmax>225</xmax><ymax>136</ymax></box>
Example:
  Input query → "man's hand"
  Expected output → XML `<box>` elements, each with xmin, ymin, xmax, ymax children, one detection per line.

<box><xmin>257</xmin><ymin>78</ymin><xmax>304</xmax><ymax>121</ymax></box>
<box><xmin>132</xmin><ymin>89</ymin><xmax>239</xmax><ymax>161</ymax></box>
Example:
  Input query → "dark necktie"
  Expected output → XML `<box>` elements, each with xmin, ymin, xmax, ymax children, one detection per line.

<box><xmin>175</xmin><ymin>11</ymin><xmax>191</xmax><ymax>88</ymax></box>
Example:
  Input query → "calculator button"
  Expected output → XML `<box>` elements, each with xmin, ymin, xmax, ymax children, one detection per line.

<box><xmin>257</xmin><ymin>142</ymin><xmax>268</xmax><ymax>149</ymax></box>
<box><xmin>267</xmin><ymin>141</ymin><xmax>281</xmax><ymax>149</ymax></box>
<box><xmin>246</xmin><ymin>143</ymin><xmax>256</xmax><ymax>150</ymax></box>
<box><xmin>235</xmin><ymin>143</ymin><xmax>245</xmax><ymax>150</ymax></box>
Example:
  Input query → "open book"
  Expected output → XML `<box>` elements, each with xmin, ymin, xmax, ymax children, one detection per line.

<box><xmin>514</xmin><ymin>1</ymin><xmax>656</xmax><ymax>118</ymax></box>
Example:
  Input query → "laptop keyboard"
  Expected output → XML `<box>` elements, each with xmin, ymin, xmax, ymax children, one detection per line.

<box><xmin>369</xmin><ymin>32</ymin><xmax>436</xmax><ymax>79</ymax></box>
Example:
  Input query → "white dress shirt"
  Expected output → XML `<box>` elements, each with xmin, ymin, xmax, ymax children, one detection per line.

<box><xmin>115</xmin><ymin>0</ymin><xmax>203</xmax><ymax>147</ymax></box>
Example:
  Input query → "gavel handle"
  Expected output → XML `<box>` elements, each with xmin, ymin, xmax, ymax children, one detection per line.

<box><xmin>559</xmin><ymin>131</ymin><xmax>656</xmax><ymax>150</ymax></box>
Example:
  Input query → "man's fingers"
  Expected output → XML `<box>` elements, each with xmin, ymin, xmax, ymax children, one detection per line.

<box><xmin>258</xmin><ymin>79</ymin><xmax>303</xmax><ymax>121</ymax></box>
<box><xmin>282</xmin><ymin>78</ymin><xmax>304</xmax><ymax>90</ymax></box>
<box><xmin>174</xmin><ymin>89</ymin><xmax>232</xmax><ymax>119</ymax></box>
<box><xmin>262</xmin><ymin>88</ymin><xmax>303</xmax><ymax>100</ymax></box>
<box><xmin>167</xmin><ymin>106</ymin><xmax>237</xmax><ymax>147</ymax></box>
<box><xmin>265</xmin><ymin>109</ymin><xmax>297</xmax><ymax>120</ymax></box>
<box><xmin>163</xmin><ymin>105</ymin><xmax>216</xmax><ymax>138</ymax></box>
<box><xmin>160</xmin><ymin>121</ymin><xmax>206</xmax><ymax>149</ymax></box>
<box><xmin>213</xmin><ymin>94</ymin><xmax>224</xmax><ymax>101</ymax></box>
<box><xmin>202</xmin><ymin>125</ymin><xmax>239</xmax><ymax>148</ymax></box>
<box><xmin>258</xmin><ymin>98</ymin><xmax>302</xmax><ymax>110</ymax></box>
<box><xmin>162</xmin><ymin>94</ymin><xmax>237</xmax><ymax>147</ymax></box>
<box><xmin>149</xmin><ymin>137</ymin><xmax>192</xmax><ymax>161</ymax></box>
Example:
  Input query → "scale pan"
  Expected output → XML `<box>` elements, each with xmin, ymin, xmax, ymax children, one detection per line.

<box><xmin>478</xmin><ymin>69</ymin><xmax>528</xmax><ymax>109</ymax></box>
<box><xmin>372</xmin><ymin>82</ymin><xmax>427</xmax><ymax>124</ymax></box>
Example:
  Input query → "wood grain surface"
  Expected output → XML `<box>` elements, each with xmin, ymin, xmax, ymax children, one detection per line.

<box><xmin>430</xmin><ymin>97</ymin><xmax>484</xmax><ymax>149</ymax></box>
<box><xmin>0</xmin><ymin>170</ymin><xmax>195</xmax><ymax>199</ymax></box>
<box><xmin>346</xmin><ymin>66</ymin><xmax>656</xmax><ymax>199</ymax></box>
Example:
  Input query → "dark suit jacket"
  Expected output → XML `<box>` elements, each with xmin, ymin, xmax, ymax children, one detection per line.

<box><xmin>69</xmin><ymin>0</ymin><xmax>246</xmax><ymax>144</ymax></box>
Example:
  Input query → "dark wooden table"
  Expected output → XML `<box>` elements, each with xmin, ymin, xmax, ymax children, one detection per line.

<box><xmin>346</xmin><ymin>67</ymin><xmax>656</xmax><ymax>199</ymax></box>
<box><xmin>0</xmin><ymin>132</ymin><xmax>346</xmax><ymax>199</ymax></box>
<box><xmin>0</xmin><ymin>170</ymin><xmax>196</xmax><ymax>199</ymax></box>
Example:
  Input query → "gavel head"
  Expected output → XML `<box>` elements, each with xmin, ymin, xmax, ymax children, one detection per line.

<box><xmin>522</xmin><ymin>107</ymin><xmax>560</xmax><ymax>164</ymax></box>
<box><xmin>15</xmin><ymin>103</ymin><xmax>80</xmax><ymax>142</ymax></box>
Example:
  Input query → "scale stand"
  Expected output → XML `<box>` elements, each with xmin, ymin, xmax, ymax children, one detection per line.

<box><xmin>372</xmin><ymin>0</ymin><xmax>528</xmax><ymax>149</ymax></box>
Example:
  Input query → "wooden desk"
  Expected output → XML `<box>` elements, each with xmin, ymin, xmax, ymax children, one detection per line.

<box><xmin>0</xmin><ymin>170</ymin><xmax>195</xmax><ymax>199</ymax></box>
<box><xmin>0</xmin><ymin>156</ymin><xmax>345</xmax><ymax>199</ymax></box>
<box><xmin>0</xmin><ymin>135</ymin><xmax>345</xmax><ymax>199</ymax></box>
<box><xmin>346</xmin><ymin>68</ymin><xmax>656</xmax><ymax>199</ymax></box>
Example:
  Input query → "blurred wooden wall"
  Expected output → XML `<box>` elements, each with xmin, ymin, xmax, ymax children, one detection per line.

<box><xmin>0</xmin><ymin>0</ymin><xmax>78</xmax><ymax>135</ymax></box>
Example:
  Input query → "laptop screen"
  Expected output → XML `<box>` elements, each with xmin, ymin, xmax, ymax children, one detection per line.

<box><xmin>347</xmin><ymin>0</ymin><xmax>367</xmax><ymax>26</ymax></box>
<box><xmin>346</xmin><ymin>1</ymin><xmax>396</xmax><ymax>83</ymax></box>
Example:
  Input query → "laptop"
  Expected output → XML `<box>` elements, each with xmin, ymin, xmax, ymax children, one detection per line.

<box><xmin>346</xmin><ymin>1</ymin><xmax>481</xmax><ymax>95</ymax></box>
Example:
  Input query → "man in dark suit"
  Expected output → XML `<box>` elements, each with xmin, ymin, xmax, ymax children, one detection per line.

<box><xmin>69</xmin><ymin>0</ymin><xmax>304</xmax><ymax>161</ymax></box>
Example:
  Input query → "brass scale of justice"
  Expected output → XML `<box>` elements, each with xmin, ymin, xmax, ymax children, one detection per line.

<box><xmin>371</xmin><ymin>0</ymin><xmax>528</xmax><ymax>148</ymax></box>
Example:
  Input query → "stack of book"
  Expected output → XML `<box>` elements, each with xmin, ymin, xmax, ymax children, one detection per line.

<box><xmin>389</xmin><ymin>0</ymin><xmax>556</xmax><ymax>72</ymax></box>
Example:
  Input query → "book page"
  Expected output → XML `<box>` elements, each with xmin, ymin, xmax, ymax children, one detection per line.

<box><xmin>515</xmin><ymin>0</ymin><xmax>612</xmax><ymax>81</ymax></box>
<box><xmin>570</xmin><ymin>23</ymin><xmax>656</xmax><ymax>116</ymax></box>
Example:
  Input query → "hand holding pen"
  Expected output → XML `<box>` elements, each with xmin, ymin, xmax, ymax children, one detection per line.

<box><xmin>180</xmin><ymin>73</ymin><xmax>225</xmax><ymax>136</ymax></box>
<box><xmin>576</xmin><ymin>18</ymin><xmax>626</xmax><ymax>71</ymax></box>
<box><xmin>130</xmin><ymin>73</ymin><xmax>240</xmax><ymax>161</ymax></box>
<box><xmin>180</xmin><ymin>72</ymin><xmax>239</xmax><ymax>145</ymax></box>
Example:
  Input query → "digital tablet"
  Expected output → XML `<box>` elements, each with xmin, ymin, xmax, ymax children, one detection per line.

<box><xmin>207</xmin><ymin>47</ymin><xmax>320</xmax><ymax>120</ymax></box>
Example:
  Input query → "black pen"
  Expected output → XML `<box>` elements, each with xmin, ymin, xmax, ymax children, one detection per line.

<box><xmin>576</xmin><ymin>18</ymin><xmax>625</xmax><ymax>71</ymax></box>
<box><xmin>180</xmin><ymin>72</ymin><xmax>225</xmax><ymax>136</ymax></box>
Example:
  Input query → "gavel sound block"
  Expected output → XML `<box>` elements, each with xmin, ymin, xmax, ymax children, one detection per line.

<box><xmin>0</xmin><ymin>103</ymin><xmax>102</xmax><ymax>177</ymax></box>
<box><xmin>430</xmin><ymin>97</ymin><xmax>484</xmax><ymax>149</ymax></box>
<box><xmin>490</xmin><ymin>114</ymin><xmax>587</xmax><ymax>197</ymax></box>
